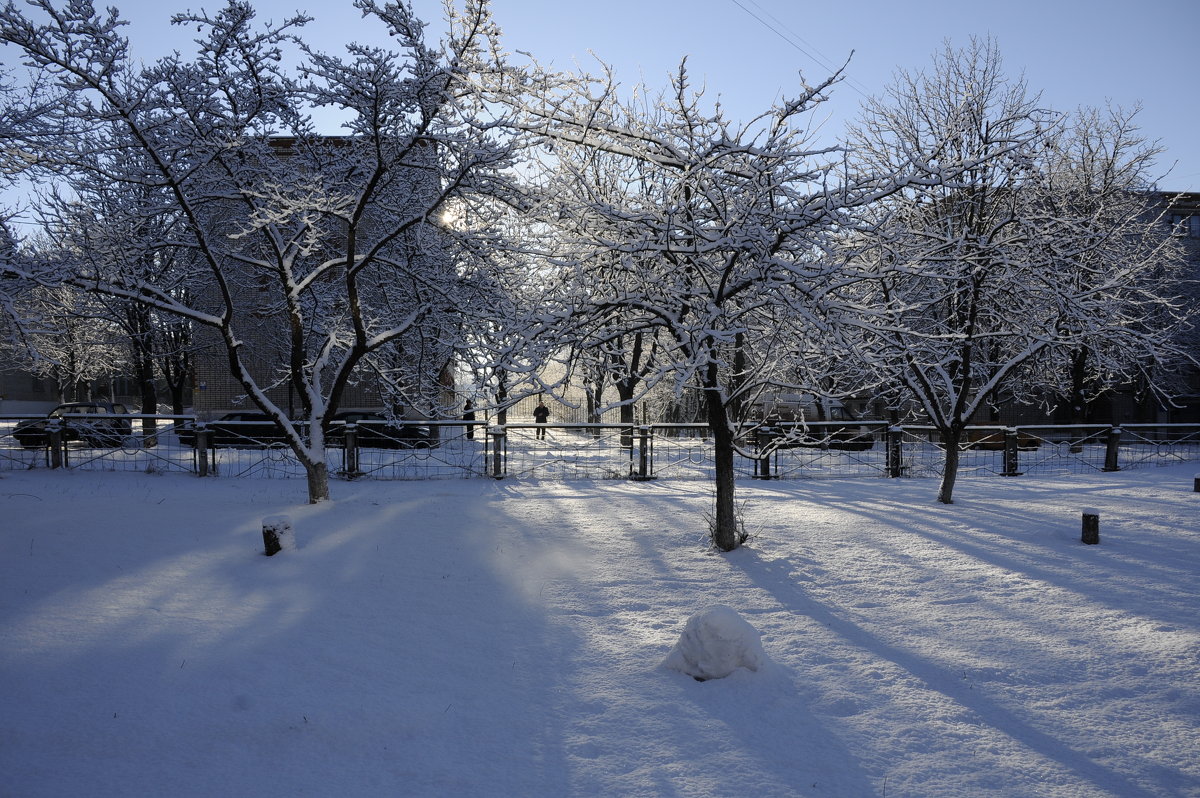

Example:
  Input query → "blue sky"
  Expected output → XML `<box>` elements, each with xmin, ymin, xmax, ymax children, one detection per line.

<box><xmin>11</xmin><ymin>0</ymin><xmax>1200</xmax><ymax>191</ymax></box>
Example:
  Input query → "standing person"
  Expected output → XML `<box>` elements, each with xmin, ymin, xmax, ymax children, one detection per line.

<box><xmin>533</xmin><ymin>400</ymin><xmax>550</xmax><ymax>439</ymax></box>
<box><xmin>463</xmin><ymin>399</ymin><xmax>476</xmax><ymax>440</ymax></box>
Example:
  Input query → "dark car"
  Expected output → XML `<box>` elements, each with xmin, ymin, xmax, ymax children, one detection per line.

<box><xmin>13</xmin><ymin>401</ymin><xmax>133</xmax><ymax>449</ymax></box>
<box><xmin>756</xmin><ymin>414</ymin><xmax>876</xmax><ymax>452</ymax></box>
<box><xmin>757</xmin><ymin>424</ymin><xmax>876</xmax><ymax>452</ymax></box>
<box><xmin>326</xmin><ymin>411</ymin><xmax>433</xmax><ymax>449</ymax></box>
<box><xmin>964</xmin><ymin>426</ymin><xmax>1041</xmax><ymax>451</ymax></box>
<box><xmin>179</xmin><ymin>412</ymin><xmax>289</xmax><ymax>448</ymax></box>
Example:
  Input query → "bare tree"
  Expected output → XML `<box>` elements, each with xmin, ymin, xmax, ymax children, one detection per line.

<box><xmin>0</xmin><ymin>0</ymin><xmax>534</xmax><ymax>502</ymax></box>
<box><xmin>846</xmin><ymin>39</ymin><xmax>1193</xmax><ymax>503</ymax></box>
<box><xmin>1033</xmin><ymin>105</ymin><xmax>1192</xmax><ymax>423</ymax></box>
<box><xmin>522</xmin><ymin>64</ymin><xmax>931</xmax><ymax>550</ymax></box>
<box><xmin>9</xmin><ymin>281</ymin><xmax>128</xmax><ymax>402</ymax></box>
<box><xmin>0</xmin><ymin>77</ymin><xmax>57</xmax><ymax>352</ymax></box>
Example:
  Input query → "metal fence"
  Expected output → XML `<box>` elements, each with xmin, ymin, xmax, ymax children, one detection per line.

<box><xmin>2</xmin><ymin>414</ymin><xmax>1198</xmax><ymax>482</ymax></box>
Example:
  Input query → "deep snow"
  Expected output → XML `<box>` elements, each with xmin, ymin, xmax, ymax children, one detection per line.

<box><xmin>1</xmin><ymin>465</ymin><xmax>1198</xmax><ymax>797</ymax></box>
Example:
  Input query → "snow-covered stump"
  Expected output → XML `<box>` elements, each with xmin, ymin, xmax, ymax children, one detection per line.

<box><xmin>262</xmin><ymin>515</ymin><xmax>295</xmax><ymax>556</ymax></box>
<box><xmin>1081</xmin><ymin>510</ymin><xmax>1100</xmax><ymax>545</ymax></box>
<box><xmin>663</xmin><ymin>605</ymin><xmax>764</xmax><ymax>681</ymax></box>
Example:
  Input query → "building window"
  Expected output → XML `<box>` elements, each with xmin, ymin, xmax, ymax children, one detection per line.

<box><xmin>1169</xmin><ymin>214</ymin><xmax>1200</xmax><ymax>238</ymax></box>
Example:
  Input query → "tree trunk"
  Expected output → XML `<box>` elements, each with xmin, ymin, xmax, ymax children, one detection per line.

<box><xmin>496</xmin><ymin>372</ymin><xmax>508</xmax><ymax>426</ymax></box>
<box><xmin>127</xmin><ymin>303</ymin><xmax>158</xmax><ymax>446</ymax></box>
<box><xmin>705</xmin><ymin>387</ymin><xmax>740</xmax><ymax>551</ymax></box>
<box><xmin>305</xmin><ymin>458</ymin><xmax>330</xmax><ymax>504</ymax></box>
<box><xmin>168</xmin><ymin>381</ymin><xmax>186</xmax><ymax>417</ymax></box>
<box><xmin>138</xmin><ymin>374</ymin><xmax>157</xmax><ymax>447</ymax></box>
<box><xmin>938</xmin><ymin>426</ymin><xmax>962</xmax><ymax>504</ymax></box>
<box><xmin>1067</xmin><ymin>349</ymin><xmax>1089</xmax><ymax>424</ymax></box>
<box><xmin>618</xmin><ymin>383</ymin><xmax>636</xmax><ymax>448</ymax></box>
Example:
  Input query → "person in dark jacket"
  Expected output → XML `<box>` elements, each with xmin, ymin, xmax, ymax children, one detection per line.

<box><xmin>463</xmin><ymin>399</ymin><xmax>476</xmax><ymax>439</ymax></box>
<box><xmin>533</xmin><ymin>400</ymin><xmax>550</xmax><ymax>439</ymax></box>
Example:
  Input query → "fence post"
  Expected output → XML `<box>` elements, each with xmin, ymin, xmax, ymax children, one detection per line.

<box><xmin>1102</xmin><ymin>426</ymin><xmax>1122</xmax><ymax>472</ymax></box>
<box><xmin>344</xmin><ymin>424</ymin><xmax>360</xmax><ymax>478</ymax></box>
<box><xmin>195</xmin><ymin>426</ymin><xmax>212</xmax><ymax>477</ymax></box>
<box><xmin>1081</xmin><ymin>510</ymin><xmax>1100</xmax><ymax>545</ymax></box>
<box><xmin>887</xmin><ymin>426</ymin><xmax>904</xmax><ymax>478</ymax></box>
<box><xmin>490</xmin><ymin>426</ymin><xmax>506</xmax><ymax>479</ymax></box>
<box><xmin>1002</xmin><ymin>427</ymin><xmax>1021</xmax><ymax>477</ymax></box>
<box><xmin>633</xmin><ymin>425</ymin><xmax>656</xmax><ymax>481</ymax></box>
<box><xmin>754</xmin><ymin>426</ymin><xmax>776</xmax><ymax>480</ymax></box>
<box><xmin>47</xmin><ymin>419</ymin><xmax>64</xmax><ymax>470</ymax></box>
<box><xmin>43</xmin><ymin>420</ymin><xmax>62</xmax><ymax>470</ymax></box>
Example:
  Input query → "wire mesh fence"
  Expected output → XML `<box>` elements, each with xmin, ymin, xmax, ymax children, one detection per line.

<box><xmin>1</xmin><ymin>415</ymin><xmax>201</xmax><ymax>475</ymax></box>
<box><xmin>346</xmin><ymin>423</ymin><xmax>487</xmax><ymax>480</ymax></box>
<box><xmin>1119</xmin><ymin>424</ymin><xmax>1200</xmax><ymax>469</ymax></box>
<box><xmin>3</xmin><ymin>415</ymin><xmax>1198</xmax><ymax>483</ymax></box>
<box><xmin>490</xmin><ymin>424</ymin><xmax>636</xmax><ymax>480</ymax></box>
<box><xmin>1006</xmin><ymin>426</ymin><xmax>1113</xmax><ymax>476</ymax></box>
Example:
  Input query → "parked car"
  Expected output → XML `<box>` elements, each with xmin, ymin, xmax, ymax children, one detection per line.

<box><xmin>178</xmin><ymin>412</ymin><xmax>289</xmax><ymax>448</ymax></box>
<box><xmin>326</xmin><ymin>411</ymin><xmax>433</xmax><ymax>449</ymax></box>
<box><xmin>750</xmin><ymin>394</ymin><xmax>877</xmax><ymax>451</ymax></box>
<box><xmin>178</xmin><ymin>410</ymin><xmax>431</xmax><ymax>450</ymax></box>
<box><xmin>964</xmin><ymin>426</ymin><xmax>1041</xmax><ymax>451</ymax></box>
<box><xmin>756</xmin><ymin>421</ymin><xmax>876</xmax><ymax>452</ymax></box>
<box><xmin>13</xmin><ymin>401</ymin><xmax>132</xmax><ymax>449</ymax></box>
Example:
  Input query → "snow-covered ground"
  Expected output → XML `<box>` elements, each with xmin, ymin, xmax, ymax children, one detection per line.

<box><xmin>1</xmin><ymin>465</ymin><xmax>1198</xmax><ymax>797</ymax></box>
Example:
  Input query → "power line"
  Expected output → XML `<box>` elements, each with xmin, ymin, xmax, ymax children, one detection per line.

<box><xmin>728</xmin><ymin>0</ymin><xmax>871</xmax><ymax>100</ymax></box>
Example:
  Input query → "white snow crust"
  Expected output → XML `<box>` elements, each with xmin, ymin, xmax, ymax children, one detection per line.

<box><xmin>2</xmin><ymin>465</ymin><xmax>1199</xmax><ymax>797</ymax></box>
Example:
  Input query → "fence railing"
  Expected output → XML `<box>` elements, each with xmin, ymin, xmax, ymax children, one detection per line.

<box><xmin>2</xmin><ymin>415</ymin><xmax>1198</xmax><ymax>482</ymax></box>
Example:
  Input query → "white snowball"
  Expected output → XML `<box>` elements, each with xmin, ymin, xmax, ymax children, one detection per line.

<box><xmin>662</xmin><ymin>605</ymin><xmax>763</xmax><ymax>681</ymax></box>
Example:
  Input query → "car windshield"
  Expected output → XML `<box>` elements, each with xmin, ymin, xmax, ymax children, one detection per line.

<box><xmin>50</xmin><ymin>405</ymin><xmax>110</xmax><ymax>416</ymax></box>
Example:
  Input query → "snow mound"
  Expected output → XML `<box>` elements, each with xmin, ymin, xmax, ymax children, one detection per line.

<box><xmin>662</xmin><ymin>605</ymin><xmax>764</xmax><ymax>681</ymax></box>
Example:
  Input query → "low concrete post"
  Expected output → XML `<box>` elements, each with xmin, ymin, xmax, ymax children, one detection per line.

<box><xmin>490</xmin><ymin>426</ymin><xmax>506</xmax><ymax>479</ymax></box>
<box><xmin>1081</xmin><ymin>510</ymin><xmax>1100</xmax><ymax>545</ymax></box>
<box><xmin>1102</xmin><ymin>427</ymin><xmax>1122</xmax><ymax>472</ymax></box>
<box><xmin>262</xmin><ymin>515</ymin><xmax>294</xmax><ymax>556</ymax></box>
<box><xmin>1194</xmin><ymin>473</ymin><xmax>1200</xmax><ymax>493</ymax></box>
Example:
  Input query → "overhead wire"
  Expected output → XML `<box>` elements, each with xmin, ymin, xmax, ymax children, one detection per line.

<box><xmin>727</xmin><ymin>0</ymin><xmax>873</xmax><ymax>100</ymax></box>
